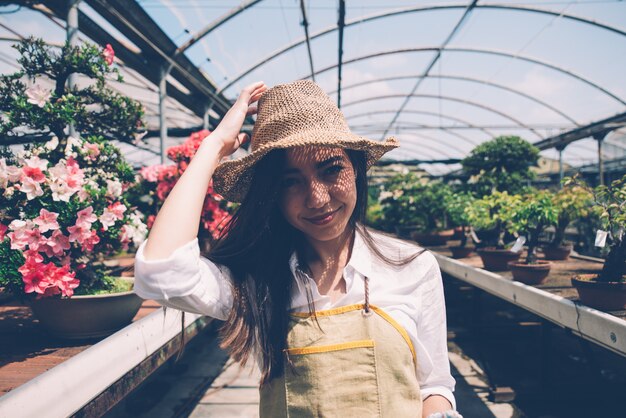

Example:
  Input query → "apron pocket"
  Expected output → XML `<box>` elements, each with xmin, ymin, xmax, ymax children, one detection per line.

<box><xmin>284</xmin><ymin>340</ymin><xmax>381</xmax><ymax>418</ymax></box>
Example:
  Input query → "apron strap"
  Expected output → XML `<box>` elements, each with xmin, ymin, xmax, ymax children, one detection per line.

<box><xmin>363</xmin><ymin>276</ymin><xmax>371</xmax><ymax>314</ymax></box>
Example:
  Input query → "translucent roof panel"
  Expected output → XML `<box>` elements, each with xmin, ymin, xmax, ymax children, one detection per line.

<box><xmin>1</xmin><ymin>1</ymin><xmax>625</xmax><ymax>174</ymax></box>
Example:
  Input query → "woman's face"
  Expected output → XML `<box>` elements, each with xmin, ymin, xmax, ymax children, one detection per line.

<box><xmin>278</xmin><ymin>147</ymin><xmax>357</xmax><ymax>243</ymax></box>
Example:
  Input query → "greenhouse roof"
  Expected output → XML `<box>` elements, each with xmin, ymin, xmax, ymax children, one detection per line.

<box><xmin>1</xmin><ymin>0</ymin><xmax>625</xmax><ymax>175</ymax></box>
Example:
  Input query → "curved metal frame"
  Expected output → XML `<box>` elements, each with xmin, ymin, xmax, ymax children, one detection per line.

<box><xmin>342</xmin><ymin>93</ymin><xmax>543</xmax><ymax>139</ymax></box>
<box><xmin>220</xmin><ymin>3</ymin><xmax>626</xmax><ymax>97</ymax></box>
<box><xmin>310</xmin><ymin>47</ymin><xmax>625</xmax><ymax>106</ymax></box>
<box><xmin>356</xmin><ymin>126</ymin><xmax>477</xmax><ymax>155</ymax></box>
<box><xmin>344</xmin><ymin>109</ymin><xmax>497</xmax><ymax>137</ymax></box>
<box><xmin>334</xmin><ymin>74</ymin><xmax>580</xmax><ymax>125</ymax></box>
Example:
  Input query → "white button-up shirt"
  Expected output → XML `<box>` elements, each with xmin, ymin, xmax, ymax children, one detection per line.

<box><xmin>133</xmin><ymin>228</ymin><xmax>456</xmax><ymax>409</ymax></box>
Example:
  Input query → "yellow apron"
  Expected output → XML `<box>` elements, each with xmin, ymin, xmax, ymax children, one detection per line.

<box><xmin>260</xmin><ymin>277</ymin><xmax>422</xmax><ymax>417</ymax></box>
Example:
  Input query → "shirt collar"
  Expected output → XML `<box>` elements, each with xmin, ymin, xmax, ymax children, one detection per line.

<box><xmin>288</xmin><ymin>226</ymin><xmax>373</xmax><ymax>281</ymax></box>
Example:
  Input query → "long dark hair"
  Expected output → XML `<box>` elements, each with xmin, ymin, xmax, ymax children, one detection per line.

<box><xmin>206</xmin><ymin>148</ymin><xmax>424</xmax><ymax>384</ymax></box>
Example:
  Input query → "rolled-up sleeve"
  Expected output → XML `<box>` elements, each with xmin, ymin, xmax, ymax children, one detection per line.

<box><xmin>416</xmin><ymin>253</ymin><xmax>457</xmax><ymax>410</ymax></box>
<box><xmin>133</xmin><ymin>238</ymin><xmax>233</xmax><ymax>320</ymax></box>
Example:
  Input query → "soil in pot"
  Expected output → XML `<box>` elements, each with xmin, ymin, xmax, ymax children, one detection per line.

<box><xmin>541</xmin><ymin>244</ymin><xmax>573</xmax><ymax>261</ymax></box>
<box><xmin>29</xmin><ymin>277</ymin><xmax>143</xmax><ymax>339</ymax></box>
<box><xmin>411</xmin><ymin>229</ymin><xmax>455</xmax><ymax>246</ymax></box>
<box><xmin>571</xmin><ymin>274</ymin><xmax>626</xmax><ymax>311</ymax></box>
<box><xmin>508</xmin><ymin>260</ymin><xmax>552</xmax><ymax>285</ymax></box>
<box><xmin>449</xmin><ymin>246</ymin><xmax>473</xmax><ymax>259</ymax></box>
<box><xmin>477</xmin><ymin>248</ymin><xmax>521</xmax><ymax>271</ymax></box>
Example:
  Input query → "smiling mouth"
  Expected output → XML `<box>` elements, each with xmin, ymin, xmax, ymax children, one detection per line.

<box><xmin>304</xmin><ymin>207</ymin><xmax>342</xmax><ymax>225</ymax></box>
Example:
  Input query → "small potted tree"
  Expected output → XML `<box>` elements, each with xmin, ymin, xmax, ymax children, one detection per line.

<box><xmin>444</xmin><ymin>191</ymin><xmax>475</xmax><ymax>258</ymax></box>
<box><xmin>568</xmin><ymin>175</ymin><xmax>626</xmax><ymax>310</ymax></box>
<box><xmin>506</xmin><ymin>190</ymin><xmax>559</xmax><ymax>284</ymax></box>
<box><xmin>379</xmin><ymin>173</ymin><xmax>426</xmax><ymax>239</ymax></box>
<box><xmin>409</xmin><ymin>182</ymin><xmax>455</xmax><ymax>246</ymax></box>
<box><xmin>466</xmin><ymin>191</ymin><xmax>522</xmax><ymax>271</ymax></box>
<box><xmin>542</xmin><ymin>185</ymin><xmax>593</xmax><ymax>260</ymax></box>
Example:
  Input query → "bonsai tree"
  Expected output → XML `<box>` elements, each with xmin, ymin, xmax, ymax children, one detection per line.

<box><xmin>506</xmin><ymin>190</ymin><xmax>559</xmax><ymax>264</ymax></box>
<box><xmin>549</xmin><ymin>185</ymin><xmax>593</xmax><ymax>248</ymax></box>
<box><xmin>444</xmin><ymin>191</ymin><xmax>476</xmax><ymax>248</ymax></box>
<box><xmin>379</xmin><ymin>172</ymin><xmax>427</xmax><ymax>234</ymax></box>
<box><xmin>0</xmin><ymin>38</ymin><xmax>145</xmax><ymax>146</ymax></box>
<box><xmin>410</xmin><ymin>181</ymin><xmax>452</xmax><ymax>232</ymax></box>
<box><xmin>465</xmin><ymin>191</ymin><xmax>521</xmax><ymax>249</ymax></box>
<box><xmin>0</xmin><ymin>38</ymin><xmax>147</xmax><ymax>300</ymax></box>
<box><xmin>461</xmin><ymin>136</ymin><xmax>539</xmax><ymax>197</ymax></box>
<box><xmin>566</xmin><ymin>175</ymin><xmax>626</xmax><ymax>282</ymax></box>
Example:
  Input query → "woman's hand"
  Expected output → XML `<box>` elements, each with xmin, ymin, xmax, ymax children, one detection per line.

<box><xmin>211</xmin><ymin>81</ymin><xmax>267</xmax><ymax>158</ymax></box>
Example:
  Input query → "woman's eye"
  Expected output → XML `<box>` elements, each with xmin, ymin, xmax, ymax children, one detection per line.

<box><xmin>282</xmin><ymin>177</ymin><xmax>300</xmax><ymax>188</ymax></box>
<box><xmin>324</xmin><ymin>165</ymin><xmax>344</xmax><ymax>176</ymax></box>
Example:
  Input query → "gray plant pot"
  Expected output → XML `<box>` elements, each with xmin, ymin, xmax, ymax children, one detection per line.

<box><xmin>29</xmin><ymin>277</ymin><xmax>143</xmax><ymax>339</ymax></box>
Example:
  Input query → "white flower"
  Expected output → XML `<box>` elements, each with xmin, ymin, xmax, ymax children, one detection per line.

<box><xmin>106</xmin><ymin>179</ymin><xmax>122</xmax><ymax>198</ymax></box>
<box><xmin>4</xmin><ymin>186</ymin><xmax>14</xmax><ymax>197</ymax></box>
<box><xmin>19</xmin><ymin>177</ymin><xmax>44</xmax><ymax>200</ymax></box>
<box><xmin>25</xmin><ymin>84</ymin><xmax>52</xmax><ymax>108</ymax></box>
<box><xmin>45</xmin><ymin>136</ymin><xmax>59</xmax><ymax>151</ymax></box>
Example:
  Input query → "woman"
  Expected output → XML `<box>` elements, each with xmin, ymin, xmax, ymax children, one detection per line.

<box><xmin>134</xmin><ymin>80</ymin><xmax>460</xmax><ymax>417</ymax></box>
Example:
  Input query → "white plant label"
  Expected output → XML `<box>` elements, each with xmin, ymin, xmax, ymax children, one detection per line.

<box><xmin>510</xmin><ymin>236</ymin><xmax>526</xmax><ymax>253</ymax></box>
<box><xmin>595</xmin><ymin>230</ymin><xmax>608</xmax><ymax>247</ymax></box>
<box><xmin>469</xmin><ymin>228</ymin><xmax>481</xmax><ymax>243</ymax></box>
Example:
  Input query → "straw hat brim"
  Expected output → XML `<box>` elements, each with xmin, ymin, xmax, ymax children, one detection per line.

<box><xmin>213</xmin><ymin>129</ymin><xmax>399</xmax><ymax>202</ymax></box>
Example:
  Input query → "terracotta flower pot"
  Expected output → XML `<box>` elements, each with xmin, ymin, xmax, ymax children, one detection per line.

<box><xmin>508</xmin><ymin>260</ymin><xmax>552</xmax><ymax>285</ymax></box>
<box><xmin>477</xmin><ymin>248</ymin><xmax>521</xmax><ymax>271</ymax></box>
<box><xmin>29</xmin><ymin>277</ymin><xmax>142</xmax><ymax>339</ymax></box>
<box><xmin>541</xmin><ymin>244</ymin><xmax>573</xmax><ymax>261</ymax></box>
<box><xmin>411</xmin><ymin>229</ymin><xmax>455</xmax><ymax>246</ymax></box>
<box><xmin>571</xmin><ymin>274</ymin><xmax>626</xmax><ymax>311</ymax></box>
<box><xmin>449</xmin><ymin>245</ymin><xmax>473</xmax><ymax>259</ymax></box>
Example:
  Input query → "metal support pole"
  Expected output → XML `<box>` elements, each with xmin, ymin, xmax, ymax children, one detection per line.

<box><xmin>556</xmin><ymin>144</ymin><xmax>565</xmax><ymax>187</ymax></box>
<box><xmin>159</xmin><ymin>64</ymin><xmax>173</xmax><ymax>164</ymax></box>
<box><xmin>203</xmin><ymin>101</ymin><xmax>213</xmax><ymax>130</ymax></box>
<box><xmin>593</xmin><ymin>133</ymin><xmax>605</xmax><ymax>186</ymax></box>
<box><xmin>67</xmin><ymin>0</ymin><xmax>80</xmax><ymax>138</ymax></box>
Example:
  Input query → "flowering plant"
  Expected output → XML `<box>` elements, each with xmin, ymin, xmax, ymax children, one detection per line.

<box><xmin>0</xmin><ymin>136</ymin><xmax>147</xmax><ymax>299</ymax></box>
<box><xmin>128</xmin><ymin>130</ymin><xmax>232</xmax><ymax>244</ymax></box>
<box><xmin>0</xmin><ymin>37</ymin><xmax>148</xmax><ymax>300</ymax></box>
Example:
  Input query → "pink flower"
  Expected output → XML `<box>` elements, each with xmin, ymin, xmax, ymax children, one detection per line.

<box><xmin>25</xmin><ymin>84</ymin><xmax>52</xmax><ymax>108</ymax></box>
<box><xmin>7</xmin><ymin>220</ymin><xmax>34</xmax><ymax>250</ymax></box>
<box><xmin>0</xmin><ymin>224</ymin><xmax>7</xmax><ymax>241</ymax></box>
<box><xmin>46</xmin><ymin>264</ymin><xmax>79</xmax><ymax>298</ymax></box>
<box><xmin>0</xmin><ymin>158</ymin><xmax>23</xmax><ymax>188</ymax></box>
<box><xmin>64</xmin><ymin>157</ymin><xmax>84</xmax><ymax>189</ymax></box>
<box><xmin>80</xmin><ymin>229</ymin><xmax>100</xmax><ymax>252</ymax></box>
<box><xmin>67</xmin><ymin>225</ymin><xmax>87</xmax><ymax>243</ymax></box>
<box><xmin>103</xmin><ymin>44</ymin><xmax>115</xmax><ymax>65</ymax></box>
<box><xmin>99</xmin><ymin>202</ymin><xmax>127</xmax><ymax>231</ymax></box>
<box><xmin>19</xmin><ymin>176</ymin><xmax>44</xmax><ymax>200</ymax></box>
<box><xmin>34</xmin><ymin>208</ymin><xmax>60</xmax><ymax>233</ymax></box>
<box><xmin>41</xmin><ymin>230</ymin><xmax>70</xmax><ymax>258</ymax></box>
<box><xmin>84</xmin><ymin>143</ymin><xmax>100</xmax><ymax>161</ymax></box>
<box><xmin>76</xmin><ymin>206</ymin><xmax>97</xmax><ymax>228</ymax></box>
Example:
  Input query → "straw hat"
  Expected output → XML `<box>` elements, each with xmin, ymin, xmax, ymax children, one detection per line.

<box><xmin>212</xmin><ymin>80</ymin><xmax>399</xmax><ymax>202</ymax></box>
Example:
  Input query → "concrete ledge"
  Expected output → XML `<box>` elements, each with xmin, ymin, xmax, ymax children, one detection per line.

<box><xmin>435</xmin><ymin>253</ymin><xmax>626</xmax><ymax>358</ymax></box>
<box><xmin>0</xmin><ymin>307</ymin><xmax>211</xmax><ymax>417</ymax></box>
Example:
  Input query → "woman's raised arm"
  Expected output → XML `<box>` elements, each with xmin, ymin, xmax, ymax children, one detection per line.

<box><xmin>142</xmin><ymin>81</ymin><xmax>267</xmax><ymax>260</ymax></box>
